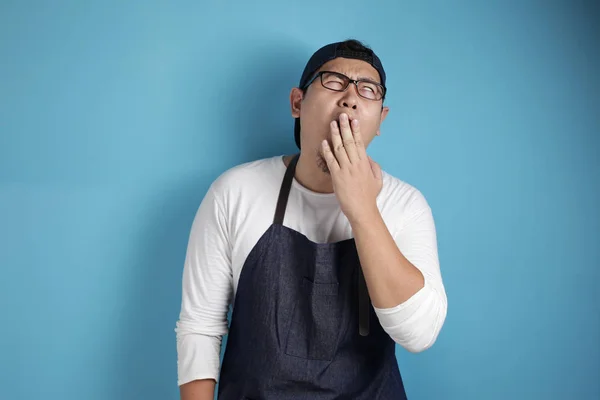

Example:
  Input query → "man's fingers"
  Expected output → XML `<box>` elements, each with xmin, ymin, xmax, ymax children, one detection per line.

<box><xmin>352</xmin><ymin>119</ymin><xmax>367</xmax><ymax>160</ymax></box>
<box><xmin>339</xmin><ymin>113</ymin><xmax>359</xmax><ymax>163</ymax></box>
<box><xmin>330</xmin><ymin>120</ymin><xmax>350</xmax><ymax>166</ymax></box>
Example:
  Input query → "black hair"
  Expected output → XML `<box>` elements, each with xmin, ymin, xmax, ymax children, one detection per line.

<box><xmin>300</xmin><ymin>39</ymin><xmax>374</xmax><ymax>93</ymax></box>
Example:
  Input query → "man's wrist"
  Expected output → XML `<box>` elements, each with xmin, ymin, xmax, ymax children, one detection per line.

<box><xmin>348</xmin><ymin>204</ymin><xmax>381</xmax><ymax>228</ymax></box>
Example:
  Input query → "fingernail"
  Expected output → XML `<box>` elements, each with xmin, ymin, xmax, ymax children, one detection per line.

<box><xmin>341</xmin><ymin>113</ymin><xmax>348</xmax><ymax>121</ymax></box>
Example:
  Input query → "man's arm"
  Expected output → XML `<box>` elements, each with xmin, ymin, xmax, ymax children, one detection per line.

<box><xmin>175</xmin><ymin>179</ymin><xmax>233</xmax><ymax>396</ymax></box>
<box><xmin>320</xmin><ymin>114</ymin><xmax>447</xmax><ymax>351</ymax></box>
<box><xmin>351</xmin><ymin>198</ymin><xmax>447</xmax><ymax>352</ymax></box>
<box><xmin>180</xmin><ymin>379</ymin><xmax>215</xmax><ymax>400</ymax></box>
<box><xmin>351</xmin><ymin>208</ymin><xmax>425</xmax><ymax>308</ymax></box>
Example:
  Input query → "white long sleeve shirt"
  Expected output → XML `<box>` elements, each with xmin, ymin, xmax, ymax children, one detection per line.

<box><xmin>175</xmin><ymin>155</ymin><xmax>447</xmax><ymax>386</ymax></box>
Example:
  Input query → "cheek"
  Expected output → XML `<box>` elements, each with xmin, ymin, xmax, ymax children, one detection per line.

<box><xmin>359</xmin><ymin>116</ymin><xmax>379</xmax><ymax>134</ymax></box>
<box><xmin>361</xmin><ymin>108</ymin><xmax>383</xmax><ymax>128</ymax></box>
<box><xmin>300</xmin><ymin>101</ymin><xmax>320</xmax><ymax>124</ymax></box>
<box><xmin>304</xmin><ymin>90</ymin><xmax>336</xmax><ymax>115</ymax></box>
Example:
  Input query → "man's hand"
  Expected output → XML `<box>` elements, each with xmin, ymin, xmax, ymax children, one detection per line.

<box><xmin>321</xmin><ymin>112</ymin><xmax>383</xmax><ymax>225</ymax></box>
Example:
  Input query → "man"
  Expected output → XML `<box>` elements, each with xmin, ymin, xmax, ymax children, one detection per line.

<box><xmin>175</xmin><ymin>39</ymin><xmax>447</xmax><ymax>400</ymax></box>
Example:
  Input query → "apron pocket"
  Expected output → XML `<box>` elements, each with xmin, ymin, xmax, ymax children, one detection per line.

<box><xmin>284</xmin><ymin>277</ymin><xmax>341</xmax><ymax>361</ymax></box>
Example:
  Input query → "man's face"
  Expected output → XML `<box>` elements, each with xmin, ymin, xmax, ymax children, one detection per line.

<box><xmin>291</xmin><ymin>57</ymin><xmax>389</xmax><ymax>173</ymax></box>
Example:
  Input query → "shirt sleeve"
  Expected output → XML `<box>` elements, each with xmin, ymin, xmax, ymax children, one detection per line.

<box><xmin>174</xmin><ymin>182</ymin><xmax>233</xmax><ymax>386</ymax></box>
<box><xmin>373</xmin><ymin>190</ymin><xmax>448</xmax><ymax>353</ymax></box>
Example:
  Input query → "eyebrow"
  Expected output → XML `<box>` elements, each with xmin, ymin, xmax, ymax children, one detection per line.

<box><xmin>339</xmin><ymin>72</ymin><xmax>380</xmax><ymax>84</ymax></box>
<box><xmin>357</xmin><ymin>76</ymin><xmax>380</xmax><ymax>84</ymax></box>
<box><xmin>324</xmin><ymin>70</ymin><xmax>381</xmax><ymax>85</ymax></box>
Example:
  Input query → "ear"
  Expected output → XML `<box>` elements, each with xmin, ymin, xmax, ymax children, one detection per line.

<box><xmin>376</xmin><ymin>106</ymin><xmax>390</xmax><ymax>136</ymax></box>
<box><xmin>290</xmin><ymin>88</ymin><xmax>304</xmax><ymax>118</ymax></box>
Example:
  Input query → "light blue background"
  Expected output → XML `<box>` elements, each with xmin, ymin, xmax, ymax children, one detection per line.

<box><xmin>1</xmin><ymin>1</ymin><xmax>598</xmax><ymax>399</ymax></box>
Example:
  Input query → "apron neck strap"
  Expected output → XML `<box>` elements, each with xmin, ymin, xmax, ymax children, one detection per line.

<box><xmin>273</xmin><ymin>154</ymin><xmax>300</xmax><ymax>225</ymax></box>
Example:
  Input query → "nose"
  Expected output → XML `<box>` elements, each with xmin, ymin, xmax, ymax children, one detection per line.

<box><xmin>338</xmin><ymin>85</ymin><xmax>359</xmax><ymax>110</ymax></box>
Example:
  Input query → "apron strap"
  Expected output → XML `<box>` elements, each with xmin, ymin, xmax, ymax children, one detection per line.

<box><xmin>274</xmin><ymin>154</ymin><xmax>300</xmax><ymax>225</ymax></box>
<box><xmin>358</xmin><ymin>266</ymin><xmax>370</xmax><ymax>336</ymax></box>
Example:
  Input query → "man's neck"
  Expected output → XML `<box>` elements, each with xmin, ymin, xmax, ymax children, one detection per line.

<box><xmin>283</xmin><ymin>153</ymin><xmax>334</xmax><ymax>194</ymax></box>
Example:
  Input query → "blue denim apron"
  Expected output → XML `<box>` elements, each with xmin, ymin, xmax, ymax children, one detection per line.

<box><xmin>218</xmin><ymin>154</ymin><xmax>407</xmax><ymax>399</ymax></box>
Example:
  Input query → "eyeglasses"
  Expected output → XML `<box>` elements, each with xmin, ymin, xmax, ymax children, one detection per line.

<box><xmin>303</xmin><ymin>71</ymin><xmax>386</xmax><ymax>101</ymax></box>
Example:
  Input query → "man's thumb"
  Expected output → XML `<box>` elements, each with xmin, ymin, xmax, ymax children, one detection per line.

<box><xmin>368</xmin><ymin>156</ymin><xmax>382</xmax><ymax>181</ymax></box>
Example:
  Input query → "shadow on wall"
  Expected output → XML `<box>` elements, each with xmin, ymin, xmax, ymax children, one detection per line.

<box><xmin>220</xmin><ymin>39</ymin><xmax>308</xmax><ymax>163</ymax></box>
<box><xmin>112</xmin><ymin>38</ymin><xmax>309</xmax><ymax>400</ymax></box>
